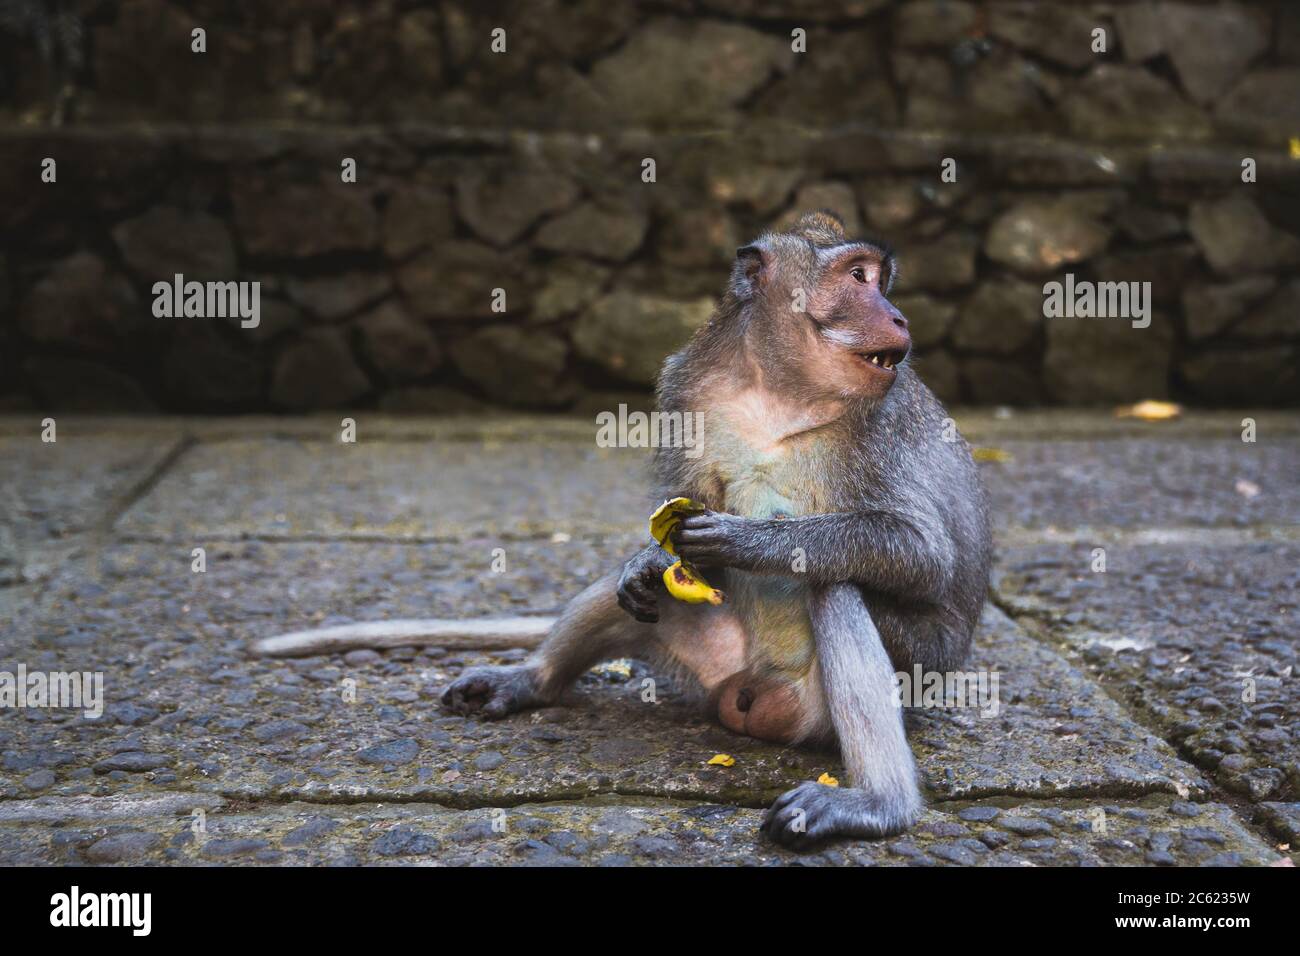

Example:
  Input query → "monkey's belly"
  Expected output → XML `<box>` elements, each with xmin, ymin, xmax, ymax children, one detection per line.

<box><xmin>723</xmin><ymin>474</ymin><xmax>819</xmax><ymax>680</ymax></box>
<box><xmin>730</xmin><ymin>573</ymin><xmax>815</xmax><ymax>678</ymax></box>
<box><xmin>701</xmin><ymin>437</ymin><xmax>827</xmax><ymax>733</ymax></box>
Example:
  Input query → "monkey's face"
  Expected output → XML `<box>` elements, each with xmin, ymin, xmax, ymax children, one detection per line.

<box><xmin>799</xmin><ymin>244</ymin><xmax>911</xmax><ymax>402</ymax></box>
<box><xmin>731</xmin><ymin>222</ymin><xmax>909</xmax><ymax>405</ymax></box>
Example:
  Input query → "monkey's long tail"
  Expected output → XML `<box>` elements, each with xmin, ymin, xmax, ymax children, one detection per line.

<box><xmin>250</xmin><ymin>617</ymin><xmax>556</xmax><ymax>659</ymax></box>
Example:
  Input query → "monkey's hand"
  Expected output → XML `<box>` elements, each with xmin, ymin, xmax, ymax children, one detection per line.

<box><xmin>672</xmin><ymin>511</ymin><xmax>762</xmax><ymax>571</ymax></box>
<box><xmin>616</xmin><ymin>545</ymin><xmax>676</xmax><ymax>623</ymax></box>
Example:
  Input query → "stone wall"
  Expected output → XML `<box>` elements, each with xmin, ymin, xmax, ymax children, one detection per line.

<box><xmin>1</xmin><ymin>0</ymin><xmax>1298</xmax><ymax>412</ymax></box>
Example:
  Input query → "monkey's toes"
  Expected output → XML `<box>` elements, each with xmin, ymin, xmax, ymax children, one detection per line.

<box><xmin>760</xmin><ymin>782</ymin><xmax>842</xmax><ymax>850</ymax></box>
<box><xmin>440</xmin><ymin>673</ymin><xmax>493</xmax><ymax>715</ymax></box>
<box><xmin>440</xmin><ymin>666</ymin><xmax>544</xmax><ymax>719</ymax></box>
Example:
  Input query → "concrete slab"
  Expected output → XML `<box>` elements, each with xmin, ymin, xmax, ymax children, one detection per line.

<box><xmin>0</xmin><ymin>796</ymin><xmax>1281</xmax><ymax>866</ymax></box>
<box><xmin>981</xmin><ymin>438</ymin><xmax>1300</xmax><ymax>533</ymax></box>
<box><xmin>4</xmin><ymin>412</ymin><xmax>1295</xmax><ymax>866</ymax></box>
<box><xmin>108</xmin><ymin>434</ymin><xmax>1299</xmax><ymax>546</ymax></box>
<box><xmin>995</xmin><ymin>541</ymin><xmax>1299</xmax><ymax>801</ymax></box>
<box><xmin>115</xmin><ymin>438</ymin><xmax>654</xmax><ymax>541</ymax></box>
<box><xmin>4</xmin><ymin>541</ymin><xmax>1204</xmax><ymax>809</ymax></box>
<box><xmin>0</xmin><ymin>431</ymin><xmax>183</xmax><ymax>581</ymax></box>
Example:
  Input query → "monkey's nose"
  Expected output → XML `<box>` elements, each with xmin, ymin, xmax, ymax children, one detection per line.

<box><xmin>892</xmin><ymin>313</ymin><xmax>909</xmax><ymax>330</ymax></box>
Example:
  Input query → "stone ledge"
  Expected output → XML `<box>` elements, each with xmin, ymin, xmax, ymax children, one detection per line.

<box><xmin>0</xmin><ymin>796</ymin><xmax>1284</xmax><ymax>866</ymax></box>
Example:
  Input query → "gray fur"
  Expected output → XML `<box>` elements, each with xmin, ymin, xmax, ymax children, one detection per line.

<box><xmin>762</xmin><ymin>583</ymin><xmax>921</xmax><ymax>847</ymax></box>
<box><xmin>331</xmin><ymin>211</ymin><xmax>991</xmax><ymax>848</ymax></box>
<box><xmin>666</xmin><ymin>368</ymin><xmax>990</xmax><ymax>675</ymax></box>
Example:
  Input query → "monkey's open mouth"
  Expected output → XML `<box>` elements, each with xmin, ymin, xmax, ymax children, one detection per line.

<box><xmin>857</xmin><ymin>348</ymin><xmax>907</xmax><ymax>372</ymax></box>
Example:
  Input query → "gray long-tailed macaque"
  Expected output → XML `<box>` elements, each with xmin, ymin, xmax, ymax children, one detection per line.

<box><xmin>254</xmin><ymin>211</ymin><xmax>991</xmax><ymax>846</ymax></box>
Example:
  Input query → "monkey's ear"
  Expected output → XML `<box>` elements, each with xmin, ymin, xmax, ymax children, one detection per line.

<box><xmin>732</xmin><ymin>244</ymin><xmax>768</xmax><ymax>297</ymax></box>
<box><xmin>882</xmin><ymin>255</ymin><xmax>898</xmax><ymax>296</ymax></box>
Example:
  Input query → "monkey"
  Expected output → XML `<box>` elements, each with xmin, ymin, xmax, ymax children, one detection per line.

<box><xmin>253</xmin><ymin>210</ymin><xmax>992</xmax><ymax>847</ymax></box>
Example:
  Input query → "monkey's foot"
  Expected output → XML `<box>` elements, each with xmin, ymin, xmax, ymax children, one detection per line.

<box><xmin>440</xmin><ymin>665</ymin><xmax>549</xmax><ymax>719</ymax></box>
<box><xmin>761</xmin><ymin>782</ymin><xmax>918</xmax><ymax>849</ymax></box>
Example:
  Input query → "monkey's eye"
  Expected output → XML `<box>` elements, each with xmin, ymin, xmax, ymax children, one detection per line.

<box><xmin>851</xmin><ymin>266</ymin><xmax>867</xmax><ymax>284</ymax></box>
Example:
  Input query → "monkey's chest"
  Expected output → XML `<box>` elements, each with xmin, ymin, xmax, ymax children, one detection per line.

<box><xmin>711</xmin><ymin>438</ymin><xmax>830</xmax><ymax>678</ymax></box>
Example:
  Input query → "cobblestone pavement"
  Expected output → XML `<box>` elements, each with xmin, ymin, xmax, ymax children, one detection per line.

<box><xmin>1</xmin><ymin>411</ymin><xmax>1296</xmax><ymax>866</ymax></box>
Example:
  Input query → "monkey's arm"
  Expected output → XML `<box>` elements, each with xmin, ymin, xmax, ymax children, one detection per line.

<box><xmin>763</xmin><ymin>582</ymin><xmax>922</xmax><ymax>845</ymax></box>
<box><xmin>673</xmin><ymin>509</ymin><xmax>953</xmax><ymax>603</ymax></box>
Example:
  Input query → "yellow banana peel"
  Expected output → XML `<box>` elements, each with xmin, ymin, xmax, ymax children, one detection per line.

<box><xmin>649</xmin><ymin>497</ymin><xmax>725</xmax><ymax>605</ymax></box>
<box><xmin>648</xmin><ymin>496</ymin><xmax>706</xmax><ymax>556</ymax></box>
<box><xmin>663</xmin><ymin>560</ymin><xmax>725</xmax><ymax>605</ymax></box>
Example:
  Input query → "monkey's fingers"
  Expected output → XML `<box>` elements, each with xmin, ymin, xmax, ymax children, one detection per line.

<box><xmin>674</xmin><ymin>512</ymin><xmax>724</xmax><ymax>535</ymax></box>
<box><xmin>616</xmin><ymin>580</ymin><xmax>660</xmax><ymax>623</ymax></box>
<box><xmin>672</xmin><ymin>514</ymin><xmax>734</xmax><ymax>556</ymax></box>
<box><xmin>672</xmin><ymin>537</ymin><xmax>725</xmax><ymax>565</ymax></box>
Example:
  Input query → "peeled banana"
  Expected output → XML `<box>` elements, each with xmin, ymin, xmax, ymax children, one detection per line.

<box><xmin>648</xmin><ymin>496</ymin><xmax>706</xmax><ymax>556</ymax></box>
<box><xmin>663</xmin><ymin>559</ymin><xmax>725</xmax><ymax>605</ymax></box>
<box><xmin>648</xmin><ymin>497</ymin><xmax>725</xmax><ymax>605</ymax></box>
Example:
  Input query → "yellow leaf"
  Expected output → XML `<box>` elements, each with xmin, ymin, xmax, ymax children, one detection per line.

<box><xmin>707</xmin><ymin>753</ymin><xmax>736</xmax><ymax>767</ymax></box>
<box><xmin>1115</xmin><ymin>400</ymin><xmax>1182</xmax><ymax>421</ymax></box>
<box><xmin>817</xmin><ymin>772</ymin><xmax>840</xmax><ymax>787</ymax></box>
<box><xmin>972</xmin><ymin>447</ymin><xmax>1012</xmax><ymax>463</ymax></box>
<box><xmin>1290</xmin><ymin>137</ymin><xmax>1300</xmax><ymax>161</ymax></box>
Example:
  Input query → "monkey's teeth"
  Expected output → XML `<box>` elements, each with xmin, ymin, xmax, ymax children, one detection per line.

<box><xmin>871</xmin><ymin>355</ymin><xmax>880</xmax><ymax>365</ymax></box>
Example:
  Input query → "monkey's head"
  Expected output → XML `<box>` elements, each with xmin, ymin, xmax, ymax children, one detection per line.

<box><xmin>727</xmin><ymin>210</ymin><xmax>910</xmax><ymax>404</ymax></box>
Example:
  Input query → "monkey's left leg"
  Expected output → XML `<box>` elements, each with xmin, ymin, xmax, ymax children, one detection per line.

<box><xmin>442</xmin><ymin>568</ymin><xmax>745</xmax><ymax>718</ymax></box>
<box><xmin>762</xmin><ymin>582</ymin><xmax>921</xmax><ymax>847</ymax></box>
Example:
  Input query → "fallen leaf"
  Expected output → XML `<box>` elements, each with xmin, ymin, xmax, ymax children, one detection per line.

<box><xmin>972</xmin><ymin>447</ymin><xmax>1012</xmax><ymax>463</ymax></box>
<box><xmin>707</xmin><ymin>753</ymin><xmax>735</xmax><ymax>767</ymax></box>
<box><xmin>1291</xmin><ymin>137</ymin><xmax>1300</xmax><ymax>161</ymax></box>
<box><xmin>1115</xmin><ymin>400</ymin><xmax>1182</xmax><ymax>421</ymax></box>
<box><xmin>817</xmin><ymin>772</ymin><xmax>840</xmax><ymax>787</ymax></box>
